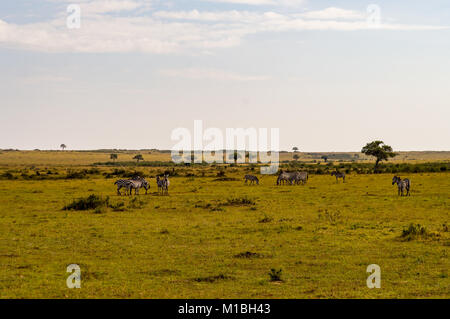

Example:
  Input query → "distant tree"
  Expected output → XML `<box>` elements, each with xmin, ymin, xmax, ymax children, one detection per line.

<box><xmin>321</xmin><ymin>155</ymin><xmax>328</xmax><ymax>162</ymax></box>
<box><xmin>110</xmin><ymin>153</ymin><xmax>118</xmax><ymax>162</ymax></box>
<box><xmin>361</xmin><ymin>141</ymin><xmax>397</xmax><ymax>170</ymax></box>
<box><xmin>60</xmin><ymin>144</ymin><xmax>66</xmax><ymax>151</ymax></box>
<box><xmin>292</xmin><ymin>147</ymin><xmax>299</xmax><ymax>152</ymax></box>
<box><xmin>133</xmin><ymin>154</ymin><xmax>144</xmax><ymax>163</ymax></box>
<box><xmin>228</xmin><ymin>151</ymin><xmax>242</xmax><ymax>163</ymax></box>
<box><xmin>293</xmin><ymin>154</ymin><xmax>300</xmax><ymax>161</ymax></box>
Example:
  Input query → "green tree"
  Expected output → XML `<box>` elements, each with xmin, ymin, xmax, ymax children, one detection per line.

<box><xmin>361</xmin><ymin>141</ymin><xmax>397</xmax><ymax>170</ymax></box>
<box><xmin>321</xmin><ymin>155</ymin><xmax>328</xmax><ymax>162</ymax></box>
<box><xmin>293</xmin><ymin>154</ymin><xmax>300</xmax><ymax>161</ymax></box>
<box><xmin>133</xmin><ymin>154</ymin><xmax>144</xmax><ymax>163</ymax></box>
<box><xmin>60</xmin><ymin>144</ymin><xmax>66</xmax><ymax>151</ymax></box>
<box><xmin>110</xmin><ymin>153</ymin><xmax>118</xmax><ymax>162</ymax></box>
<box><xmin>292</xmin><ymin>147</ymin><xmax>299</xmax><ymax>152</ymax></box>
<box><xmin>228</xmin><ymin>151</ymin><xmax>242</xmax><ymax>163</ymax></box>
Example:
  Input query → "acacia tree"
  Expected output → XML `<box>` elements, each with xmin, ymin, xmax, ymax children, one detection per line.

<box><xmin>292</xmin><ymin>147</ymin><xmax>299</xmax><ymax>152</ymax></box>
<box><xmin>60</xmin><ymin>144</ymin><xmax>66</xmax><ymax>151</ymax></box>
<box><xmin>293</xmin><ymin>154</ymin><xmax>300</xmax><ymax>161</ymax></box>
<box><xmin>228</xmin><ymin>151</ymin><xmax>242</xmax><ymax>164</ymax></box>
<box><xmin>321</xmin><ymin>155</ymin><xmax>328</xmax><ymax>162</ymax></box>
<box><xmin>361</xmin><ymin>141</ymin><xmax>397</xmax><ymax>171</ymax></box>
<box><xmin>110</xmin><ymin>153</ymin><xmax>118</xmax><ymax>162</ymax></box>
<box><xmin>133</xmin><ymin>154</ymin><xmax>144</xmax><ymax>163</ymax></box>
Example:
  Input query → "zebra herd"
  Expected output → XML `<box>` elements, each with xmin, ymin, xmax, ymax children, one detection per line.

<box><xmin>244</xmin><ymin>171</ymin><xmax>412</xmax><ymax>196</ymax></box>
<box><xmin>113</xmin><ymin>171</ymin><xmax>411</xmax><ymax>197</ymax></box>
<box><xmin>114</xmin><ymin>175</ymin><xmax>169</xmax><ymax>196</ymax></box>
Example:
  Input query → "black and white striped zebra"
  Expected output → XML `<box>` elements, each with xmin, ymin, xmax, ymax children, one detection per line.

<box><xmin>277</xmin><ymin>171</ymin><xmax>307</xmax><ymax>185</ymax></box>
<box><xmin>331</xmin><ymin>171</ymin><xmax>346</xmax><ymax>183</ymax></box>
<box><xmin>277</xmin><ymin>171</ymin><xmax>296</xmax><ymax>185</ymax></box>
<box><xmin>244</xmin><ymin>175</ymin><xmax>259</xmax><ymax>185</ymax></box>
<box><xmin>292</xmin><ymin>171</ymin><xmax>308</xmax><ymax>185</ymax></box>
<box><xmin>114</xmin><ymin>179</ymin><xmax>133</xmax><ymax>196</ymax></box>
<box><xmin>114</xmin><ymin>176</ymin><xmax>149</xmax><ymax>196</ymax></box>
<box><xmin>392</xmin><ymin>176</ymin><xmax>411</xmax><ymax>196</ymax></box>
<box><xmin>127</xmin><ymin>178</ymin><xmax>149</xmax><ymax>196</ymax></box>
<box><xmin>156</xmin><ymin>175</ymin><xmax>169</xmax><ymax>195</ymax></box>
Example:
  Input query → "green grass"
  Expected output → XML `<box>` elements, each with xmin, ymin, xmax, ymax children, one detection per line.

<box><xmin>0</xmin><ymin>171</ymin><xmax>449</xmax><ymax>298</ymax></box>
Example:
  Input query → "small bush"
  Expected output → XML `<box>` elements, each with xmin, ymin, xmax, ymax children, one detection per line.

<box><xmin>225</xmin><ymin>197</ymin><xmax>256</xmax><ymax>206</ymax></box>
<box><xmin>110</xmin><ymin>202</ymin><xmax>125</xmax><ymax>212</ymax></box>
<box><xmin>216</xmin><ymin>171</ymin><xmax>226</xmax><ymax>177</ymax></box>
<box><xmin>63</xmin><ymin>194</ymin><xmax>109</xmax><ymax>211</ymax></box>
<box><xmin>234</xmin><ymin>251</ymin><xmax>262</xmax><ymax>259</ymax></box>
<box><xmin>194</xmin><ymin>274</ymin><xmax>232</xmax><ymax>283</ymax></box>
<box><xmin>400</xmin><ymin>224</ymin><xmax>429</xmax><ymax>241</ymax></box>
<box><xmin>213</xmin><ymin>177</ymin><xmax>239</xmax><ymax>182</ymax></box>
<box><xmin>268</xmin><ymin>268</ymin><xmax>283</xmax><ymax>282</ymax></box>
<box><xmin>128</xmin><ymin>197</ymin><xmax>146</xmax><ymax>209</ymax></box>
<box><xmin>65</xmin><ymin>170</ymin><xmax>87</xmax><ymax>179</ymax></box>
<box><xmin>259</xmin><ymin>216</ymin><xmax>273</xmax><ymax>223</ymax></box>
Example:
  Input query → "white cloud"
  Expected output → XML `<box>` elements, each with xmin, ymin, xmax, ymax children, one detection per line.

<box><xmin>81</xmin><ymin>0</ymin><xmax>148</xmax><ymax>14</ymax></box>
<box><xmin>200</xmin><ymin>0</ymin><xmax>305</xmax><ymax>6</ymax></box>
<box><xmin>0</xmin><ymin>6</ymin><xmax>447</xmax><ymax>54</ymax></box>
<box><xmin>48</xmin><ymin>0</ymin><xmax>150</xmax><ymax>14</ymax></box>
<box><xmin>160</xmin><ymin>68</ymin><xmax>270</xmax><ymax>81</ymax></box>
<box><xmin>296</xmin><ymin>7</ymin><xmax>366</xmax><ymax>20</ymax></box>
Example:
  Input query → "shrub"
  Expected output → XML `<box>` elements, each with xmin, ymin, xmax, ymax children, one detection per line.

<box><xmin>268</xmin><ymin>268</ymin><xmax>283</xmax><ymax>282</ymax></box>
<box><xmin>400</xmin><ymin>224</ymin><xmax>429</xmax><ymax>241</ymax></box>
<box><xmin>63</xmin><ymin>194</ymin><xmax>109</xmax><ymax>211</ymax></box>
<box><xmin>128</xmin><ymin>197</ymin><xmax>146</xmax><ymax>209</ymax></box>
<box><xmin>259</xmin><ymin>216</ymin><xmax>273</xmax><ymax>223</ymax></box>
<box><xmin>234</xmin><ymin>251</ymin><xmax>262</xmax><ymax>259</ymax></box>
<box><xmin>65</xmin><ymin>170</ymin><xmax>87</xmax><ymax>179</ymax></box>
<box><xmin>225</xmin><ymin>197</ymin><xmax>256</xmax><ymax>206</ymax></box>
<box><xmin>0</xmin><ymin>172</ymin><xmax>15</xmax><ymax>180</ymax></box>
<box><xmin>194</xmin><ymin>274</ymin><xmax>231</xmax><ymax>283</ymax></box>
<box><xmin>216</xmin><ymin>171</ymin><xmax>226</xmax><ymax>177</ymax></box>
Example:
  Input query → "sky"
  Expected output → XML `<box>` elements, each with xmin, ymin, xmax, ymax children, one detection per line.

<box><xmin>0</xmin><ymin>0</ymin><xmax>449</xmax><ymax>151</ymax></box>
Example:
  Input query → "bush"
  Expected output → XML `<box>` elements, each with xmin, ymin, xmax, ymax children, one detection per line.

<box><xmin>400</xmin><ymin>224</ymin><xmax>429</xmax><ymax>241</ymax></box>
<box><xmin>63</xmin><ymin>194</ymin><xmax>109</xmax><ymax>211</ymax></box>
<box><xmin>268</xmin><ymin>268</ymin><xmax>283</xmax><ymax>282</ymax></box>
<box><xmin>225</xmin><ymin>197</ymin><xmax>256</xmax><ymax>206</ymax></box>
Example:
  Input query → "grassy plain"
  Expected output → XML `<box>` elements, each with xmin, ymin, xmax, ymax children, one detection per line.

<box><xmin>0</xmin><ymin>151</ymin><xmax>449</xmax><ymax>298</ymax></box>
<box><xmin>0</xmin><ymin>150</ymin><xmax>449</xmax><ymax>167</ymax></box>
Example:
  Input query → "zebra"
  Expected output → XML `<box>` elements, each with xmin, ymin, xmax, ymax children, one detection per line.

<box><xmin>114</xmin><ymin>176</ymin><xmax>149</xmax><ymax>196</ymax></box>
<box><xmin>244</xmin><ymin>175</ymin><xmax>259</xmax><ymax>185</ymax></box>
<box><xmin>331</xmin><ymin>171</ymin><xmax>346</xmax><ymax>183</ymax></box>
<box><xmin>392</xmin><ymin>176</ymin><xmax>411</xmax><ymax>196</ymax></box>
<box><xmin>156</xmin><ymin>175</ymin><xmax>169</xmax><ymax>195</ymax></box>
<box><xmin>292</xmin><ymin>171</ymin><xmax>308</xmax><ymax>185</ymax></box>
<box><xmin>126</xmin><ymin>178</ymin><xmax>150</xmax><ymax>196</ymax></box>
<box><xmin>114</xmin><ymin>179</ymin><xmax>133</xmax><ymax>196</ymax></box>
<box><xmin>277</xmin><ymin>171</ymin><xmax>304</xmax><ymax>185</ymax></box>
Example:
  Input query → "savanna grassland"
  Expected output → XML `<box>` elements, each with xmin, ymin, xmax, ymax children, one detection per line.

<box><xmin>0</xmin><ymin>151</ymin><xmax>449</xmax><ymax>299</ymax></box>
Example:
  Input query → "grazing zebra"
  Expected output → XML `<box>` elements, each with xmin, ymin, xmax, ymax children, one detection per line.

<box><xmin>114</xmin><ymin>176</ymin><xmax>149</xmax><ymax>196</ymax></box>
<box><xmin>126</xmin><ymin>178</ymin><xmax>150</xmax><ymax>196</ymax></box>
<box><xmin>331</xmin><ymin>171</ymin><xmax>346</xmax><ymax>183</ymax></box>
<box><xmin>156</xmin><ymin>175</ymin><xmax>170</xmax><ymax>195</ymax></box>
<box><xmin>114</xmin><ymin>179</ymin><xmax>133</xmax><ymax>196</ymax></box>
<box><xmin>277</xmin><ymin>171</ymin><xmax>296</xmax><ymax>185</ymax></box>
<box><xmin>392</xmin><ymin>176</ymin><xmax>411</xmax><ymax>196</ymax></box>
<box><xmin>277</xmin><ymin>171</ymin><xmax>307</xmax><ymax>185</ymax></box>
<box><xmin>244</xmin><ymin>175</ymin><xmax>259</xmax><ymax>185</ymax></box>
<box><xmin>292</xmin><ymin>171</ymin><xmax>308</xmax><ymax>185</ymax></box>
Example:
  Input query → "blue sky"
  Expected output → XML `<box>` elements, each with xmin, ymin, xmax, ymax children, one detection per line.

<box><xmin>0</xmin><ymin>0</ymin><xmax>449</xmax><ymax>151</ymax></box>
